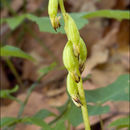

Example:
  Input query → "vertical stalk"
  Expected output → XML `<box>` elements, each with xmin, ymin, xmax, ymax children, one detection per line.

<box><xmin>59</xmin><ymin>0</ymin><xmax>66</xmax><ymax>14</ymax></box>
<box><xmin>59</xmin><ymin>0</ymin><xmax>91</xmax><ymax>129</ymax></box>
<box><xmin>78</xmin><ymin>80</ymin><xmax>91</xmax><ymax>130</ymax></box>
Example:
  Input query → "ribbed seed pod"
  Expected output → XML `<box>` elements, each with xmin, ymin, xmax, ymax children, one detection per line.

<box><xmin>79</xmin><ymin>37</ymin><xmax>87</xmax><ymax>73</ymax></box>
<box><xmin>64</xmin><ymin>13</ymin><xmax>80</xmax><ymax>57</ymax></box>
<box><xmin>48</xmin><ymin>0</ymin><xmax>60</xmax><ymax>30</ymax></box>
<box><xmin>67</xmin><ymin>73</ymin><xmax>82</xmax><ymax>107</ymax></box>
<box><xmin>63</xmin><ymin>41</ymin><xmax>80</xmax><ymax>83</ymax></box>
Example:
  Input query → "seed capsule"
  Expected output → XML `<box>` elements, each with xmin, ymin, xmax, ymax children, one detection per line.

<box><xmin>63</xmin><ymin>41</ymin><xmax>80</xmax><ymax>83</ymax></box>
<box><xmin>48</xmin><ymin>0</ymin><xmax>60</xmax><ymax>30</ymax></box>
<box><xmin>79</xmin><ymin>37</ymin><xmax>87</xmax><ymax>73</ymax></box>
<box><xmin>64</xmin><ymin>13</ymin><xmax>80</xmax><ymax>57</ymax></box>
<box><xmin>67</xmin><ymin>73</ymin><xmax>82</xmax><ymax>107</ymax></box>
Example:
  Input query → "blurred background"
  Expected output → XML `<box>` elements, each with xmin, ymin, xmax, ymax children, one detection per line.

<box><xmin>0</xmin><ymin>0</ymin><xmax>129</xmax><ymax>130</ymax></box>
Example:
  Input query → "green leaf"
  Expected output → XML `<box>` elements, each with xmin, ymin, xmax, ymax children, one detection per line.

<box><xmin>109</xmin><ymin>116</ymin><xmax>130</xmax><ymax>129</ymax></box>
<box><xmin>26</xmin><ymin>14</ymin><xmax>55</xmax><ymax>33</ymax></box>
<box><xmin>57</xmin><ymin>101</ymin><xmax>110</xmax><ymax>127</ymax></box>
<box><xmin>41</xmin><ymin>120</ymin><xmax>65</xmax><ymax>130</ymax></box>
<box><xmin>0</xmin><ymin>117</ymin><xmax>20</xmax><ymax>128</ymax></box>
<box><xmin>56</xmin><ymin>74</ymin><xmax>129</xmax><ymax>127</ymax></box>
<box><xmin>1</xmin><ymin>10</ymin><xmax>129</xmax><ymax>33</ymax></box>
<box><xmin>0</xmin><ymin>85</ymin><xmax>19</xmax><ymax>98</ymax></box>
<box><xmin>33</xmin><ymin>109</ymin><xmax>55</xmax><ymax>119</ymax></box>
<box><xmin>68</xmin><ymin>104</ymin><xmax>109</xmax><ymax>126</ymax></box>
<box><xmin>85</xmin><ymin>74</ymin><xmax>129</xmax><ymax>104</ymax></box>
<box><xmin>27</xmin><ymin>13</ymin><xmax>88</xmax><ymax>34</ymax></box>
<box><xmin>51</xmin><ymin>120</ymin><xmax>65</xmax><ymax>130</ymax></box>
<box><xmin>0</xmin><ymin>85</ymin><xmax>22</xmax><ymax>104</ymax></box>
<box><xmin>22</xmin><ymin>117</ymin><xmax>51</xmax><ymax>130</ymax></box>
<box><xmin>38</xmin><ymin>62</ymin><xmax>57</xmax><ymax>76</ymax></box>
<box><xmin>83</xmin><ymin>10</ymin><xmax>130</xmax><ymax>20</ymax></box>
<box><xmin>6</xmin><ymin>15</ymin><xmax>26</xmax><ymax>30</ymax></box>
<box><xmin>0</xmin><ymin>45</ymin><xmax>34</xmax><ymax>61</ymax></box>
<box><xmin>0</xmin><ymin>117</ymin><xmax>51</xmax><ymax>129</ymax></box>
<box><xmin>1</xmin><ymin>13</ymin><xmax>88</xmax><ymax>33</ymax></box>
<box><xmin>1</xmin><ymin>14</ymin><xmax>26</xmax><ymax>29</ymax></box>
<box><xmin>88</xmin><ymin>105</ymin><xmax>110</xmax><ymax>116</ymax></box>
<box><xmin>1</xmin><ymin>15</ymin><xmax>25</xmax><ymax>30</ymax></box>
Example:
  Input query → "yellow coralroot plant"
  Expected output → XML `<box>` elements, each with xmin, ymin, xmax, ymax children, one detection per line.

<box><xmin>48</xmin><ymin>0</ymin><xmax>91</xmax><ymax>129</ymax></box>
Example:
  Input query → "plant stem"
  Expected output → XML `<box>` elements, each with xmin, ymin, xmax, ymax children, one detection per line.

<box><xmin>10</xmin><ymin>74</ymin><xmax>46</xmax><ymax>130</ymax></box>
<box><xmin>17</xmin><ymin>82</ymin><xmax>38</xmax><ymax>117</ymax></box>
<box><xmin>17</xmin><ymin>74</ymin><xmax>45</xmax><ymax>118</ymax></box>
<box><xmin>59</xmin><ymin>0</ymin><xmax>91</xmax><ymax>129</ymax></box>
<box><xmin>59</xmin><ymin>0</ymin><xmax>66</xmax><ymax>14</ymax></box>
<box><xmin>5</xmin><ymin>58</ymin><xmax>23</xmax><ymax>87</ymax></box>
<box><xmin>99</xmin><ymin>115</ymin><xmax>104</xmax><ymax>130</ymax></box>
<box><xmin>77</xmin><ymin>80</ymin><xmax>91</xmax><ymax>130</ymax></box>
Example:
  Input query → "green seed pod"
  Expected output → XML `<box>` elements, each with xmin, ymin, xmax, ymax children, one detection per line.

<box><xmin>63</xmin><ymin>41</ymin><xmax>80</xmax><ymax>83</ymax></box>
<box><xmin>79</xmin><ymin>37</ymin><xmax>87</xmax><ymax>73</ymax></box>
<box><xmin>48</xmin><ymin>0</ymin><xmax>60</xmax><ymax>30</ymax></box>
<box><xmin>64</xmin><ymin>13</ymin><xmax>80</xmax><ymax>57</ymax></box>
<box><xmin>67</xmin><ymin>73</ymin><xmax>82</xmax><ymax>107</ymax></box>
